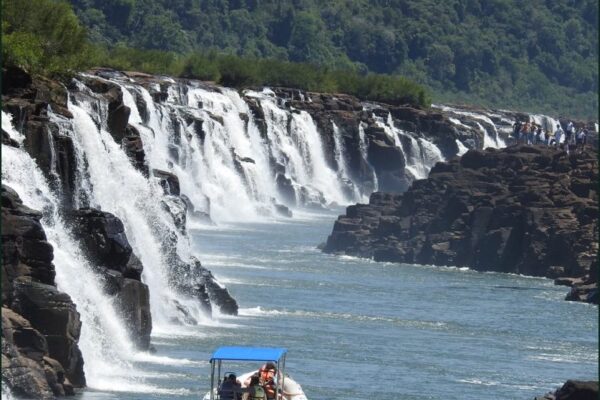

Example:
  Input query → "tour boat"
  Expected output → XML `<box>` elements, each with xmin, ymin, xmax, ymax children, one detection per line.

<box><xmin>204</xmin><ymin>346</ymin><xmax>308</xmax><ymax>400</ymax></box>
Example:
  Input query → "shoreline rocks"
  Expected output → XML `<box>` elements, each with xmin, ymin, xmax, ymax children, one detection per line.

<box><xmin>323</xmin><ymin>145</ymin><xmax>598</xmax><ymax>304</ymax></box>
<box><xmin>535</xmin><ymin>380</ymin><xmax>599</xmax><ymax>400</ymax></box>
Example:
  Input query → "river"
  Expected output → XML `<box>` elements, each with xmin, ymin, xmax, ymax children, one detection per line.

<box><xmin>76</xmin><ymin>211</ymin><xmax>598</xmax><ymax>400</ymax></box>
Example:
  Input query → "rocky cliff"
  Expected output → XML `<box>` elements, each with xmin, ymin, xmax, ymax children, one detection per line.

<box><xmin>324</xmin><ymin>145</ymin><xmax>598</xmax><ymax>304</ymax></box>
<box><xmin>2</xmin><ymin>186</ymin><xmax>84</xmax><ymax>398</ymax></box>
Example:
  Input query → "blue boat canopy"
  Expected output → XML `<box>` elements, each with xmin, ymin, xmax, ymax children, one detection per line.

<box><xmin>210</xmin><ymin>346</ymin><xmax>287</xmax><ymax>362</ymax></box>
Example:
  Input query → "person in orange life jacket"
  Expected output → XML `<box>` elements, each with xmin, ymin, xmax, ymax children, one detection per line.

<box><xmin>258</xmin><ymin>363</ymin><xmax>277</xmax><ymax>399</ymax></box>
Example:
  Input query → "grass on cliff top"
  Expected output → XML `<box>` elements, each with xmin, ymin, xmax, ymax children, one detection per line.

<box><xmin>99</xmin><ymin>46</ymin><xmax>430</xmax><ymax>107</ymax></box>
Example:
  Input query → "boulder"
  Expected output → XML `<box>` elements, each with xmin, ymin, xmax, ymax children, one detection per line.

<box><xmin>152</xmin><ymin>169</ymin><xmax>180</xmax><ymax>196</ymax></box>
<box><xmin>115</xmin><ymin>279</ymin><xmax>152</xmax><ymax>349</ymax></box>
<box><xmin>535</xmin><ymin>380</ymin><xmax>599</xmax><ymax>400</ymax></box>
<box><xmin>67</xmin><ymin>209</ymin><xmax>132</xmax><ymax>273</ymax></box>
<box><xmin>10</xmin><ymin>280</ymin><xmax>85</xmax><ymax>387</ymax></box>
<box><xmin>65</xmin><ymin>208</ymin><xmax>153</xmax><ymax>349</ymax></box>
<box><xmin>170</xmin><ymin>256</ymin><xmax>238</xmax><ymax>317</ymax></box>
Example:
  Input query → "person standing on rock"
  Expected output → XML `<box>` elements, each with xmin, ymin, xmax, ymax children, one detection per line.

<box><xmin>546</xmin><ymin>126</ymin><xmax>555</xmax><ymax>145</ymax></box>
<box><xmin>554</xmin><ymin>124</ymin><xmax>564</xmax><ymax>147</ymax></box>
<box><xmin>576</xmin><ymin>128</ymin><xmax>587</xmax><ymax>152</ymax></box>
<box><xmin>528</xmin><ymin>123</ymin><xmax>536</xmax><ymax>144</ymax></box>
<box><xmin>512</xmin><ymin>120</ymin><xmax>522</xmax><ymax>144</ymax></box>
<box><xmin>535</xmin><ymin>125</ymin><xmax>543</xmax><ymax>144</ymax></box>
<box><xmin>521</xmin><ymin>121</ymin><xmax>530</xmax><ymax>143</ymax></box>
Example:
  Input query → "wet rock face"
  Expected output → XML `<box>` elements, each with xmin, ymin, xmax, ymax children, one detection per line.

<box><xmin>323</xmin><ymin>146</ymin><xmax>598</xmax><ymax>303</ymax></box>
<box><xmin>67</xmin><ymin>208</ymin><xmax>152</xmax><ymax>349</ymax></box>
<box><xmin>2</xmin><ymin>306</ymin><xmax>62</xmax><ymax>400</ymax></box>
<box><xmin>68</xmin><ymin>209</ymin><xmax>133</xmax><ymax>273</ymax></box>
<box><xmin>123</xmin><ymin>124</ymin><xmax>149</xmax><ymax>177</ymax></box>
<box><xmin>153</xmin><ymin>169</ymin><xmax>181</xmax><ymax>196</ymax></box>
<box><xmin>2</xmin><ymin>185</ymin><xmax>85</xmax><ymax>394</ymax></box>
<box><xmin>78</xmin><ymin>75</ymin><xmax>131</xmax><ymax>141</ymax></box>
<box><xmin>3</xmin><ymin>68</ymin><xmax>78</xmax><ymax>208</ymax></box>
<box><xmin>170</xmin><ymin>256</ymin><xmax>239</xmax><ymax>318</ymax></box>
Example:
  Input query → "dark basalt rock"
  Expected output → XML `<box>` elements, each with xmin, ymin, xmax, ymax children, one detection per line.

<box><xmin>78</xmin><ymin>75</ymin><xmax>131</xmax><ymax>141</ymax></box>
<box><xmin>2</xmin><ymin>185</ymin><xmax>86</xmax><ymax>394</ymax></box>
<box><xmin>152</xmin><ymin>169</ymin><xmax>180</xmax><ymax>196</ymax></box>
<box><xmin>2</xmin><ymin>307</ymin><xmax>61</xmax><ymax>399</ymax></box>
<box><xmin>2</xmin><ymin>69</ymin><xmax>78</xmax><ymax>207</ymax></box>
<box><xmin>3</xmin><ymin>128</ymin><xmax>20</xmax><ymax>147</ymax></box>
<box><xmin>324</xmin><ymin>146</ymin><xmax>598</xmax><ymax>303</ymax></box>
<box><xmin>68</xmin><ymin>209</ymin><xmax>131</xmax><ymax>270</ymax></box>
<box><xmin>276</xmin><ymin>173</ymin><xmax>296</xmax><ymax>206</ymax></box>
<box><xmin>10</xmin><ymin>280</ymin><xmax>85</xmax><ymax>387</ymax></box>
<box><xmin>170</xmin><ymin>256</ymin><xmax>238</xmax><ymax>317</ymax></box>
<box><xmin>122</xmin><ymin>124</ymin><xmax>149</xmax><ymax>177</ymax></box>
<box><xmin>535</xmin><ymin>380</ymin><xmax>599</xmax><ymax>400</ymax></box>
<box><xmin>66</xmin><ymin>208</ymin><xmax>152</xmax><ymax>349</ymax></box>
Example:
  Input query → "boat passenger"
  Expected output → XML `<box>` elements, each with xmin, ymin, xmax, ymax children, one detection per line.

<box><xmin>244</xmin><ymin>375</ymin><xmax>266</xmax><ymax>400</ymax></box>
<box><xmin>262</xmin><ymin>368</ymin><xmax>277</xmax><ymax>399</ymax></box>
<box><xmin>219</xmin><ymin>373</ymin><xmax>243</xmax><ymax>400</ymax></box>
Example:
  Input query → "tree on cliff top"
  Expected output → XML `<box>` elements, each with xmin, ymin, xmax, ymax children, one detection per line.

<box><xmin>2</xmin><ymin>0</ymin><xmax>95</xmax><ymax>75</ymax></box>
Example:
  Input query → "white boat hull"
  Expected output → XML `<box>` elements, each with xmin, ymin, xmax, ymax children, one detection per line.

<box><xmin>204</xmin><ymin>370</ymin><xmax>307</xmax><ymax>400</ymax></box>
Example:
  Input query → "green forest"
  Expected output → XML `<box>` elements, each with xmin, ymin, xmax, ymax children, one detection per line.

<box><xmin>3</xmin><ymin>0</ymin><xmax>598</xmax><ymax>118</ymax></box>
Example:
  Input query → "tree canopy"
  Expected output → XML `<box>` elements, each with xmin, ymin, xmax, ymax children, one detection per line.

<box><xmin>65</xmin><ymin>0</ymin><xmax>598</xmax><ymax>119</ymax></box>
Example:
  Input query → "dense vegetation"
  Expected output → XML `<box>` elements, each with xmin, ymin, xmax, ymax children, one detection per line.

<box><xmin>3</xmin><ymin>0</ymin><xmax>598</xmax><ymax>118</ymax></box>
<box><xmin>2</xmin><ymin>0</ymin><xmax>96</xmax><ymax>76</ymax></box>
<box><xmin>1</xmin><ymin>0</ymin><xmax>428</xmax><ymax>107</ymax></box>
<box><xmin>66</xmin><ymin>0</ymin><xmax>598</xmax><ymax>119</ymax></box>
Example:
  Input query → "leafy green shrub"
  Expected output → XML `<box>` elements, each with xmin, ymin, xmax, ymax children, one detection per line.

<box><xmin>2</xmin><ymin>0</ymin><xmax>93</xmax><ymax>75</ymax></box>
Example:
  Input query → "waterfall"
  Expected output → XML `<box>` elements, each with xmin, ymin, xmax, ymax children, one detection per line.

<box><xmin>456</xmin><ymin>139</ymin><xmax>469</xmax><ymax>155</ymax></box>
<box><xmin>435</xmin><ymin>105</ymin><xmax>506</xmax><ymax>148</ymax></box>
<box><xmin>357</xmin><ymin>122</ymin><xmax>378</xmax><ymax>194</ymax></box>
<box><xmin>375</xmin><ymin>113</ymin><xmax>445</xmax><ymax>180</ymax></box>
<box><xmin>1</xmin><ymin>381</ymin><xmax>14</xmax><ymax>400</ymax></box>
<box><xmin>332</xmin><ymin>122</ymin><xmax>362</xmax><ymax>200</ymax></box>
<box><xmin>1</xmin><ymin>114</ymin><xmax>158</xmax><ymax>393</ymax></box>
<box><xmin>246</xmin><ymin>89</ymin><xmax>349</xmax><ymax>207</ymax></box>
<box><xmin>63</xmin><ymin>89</ymin><xmax>210</xmax><ymax>328</ymax></box>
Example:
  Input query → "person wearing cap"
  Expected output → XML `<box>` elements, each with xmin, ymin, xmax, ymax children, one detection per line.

<box><xmin>218</xmin><ymin>373</ymin><xmax>243</xmax><ymax>400</ymax></box>
<box><xmin>256</xmin><ymin>363</ymin><xmax>278</xmax><ymax>399</ymax></box>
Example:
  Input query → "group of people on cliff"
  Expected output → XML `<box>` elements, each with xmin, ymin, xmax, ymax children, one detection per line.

<box><xmin>218</xmin><ymin>363</ymin><xmax>278</xmax><ymax>400</ymax></box>
<box><xmin>511</xmin><ymin>119</ymin><xmax>588</xmax><ymax>152</ymax></box>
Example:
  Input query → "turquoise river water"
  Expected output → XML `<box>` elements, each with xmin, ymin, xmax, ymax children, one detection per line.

<box><xmin>77</xmin><ymin>211</ymin><xmax>597</xmax><ymax>400</ymax></box>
